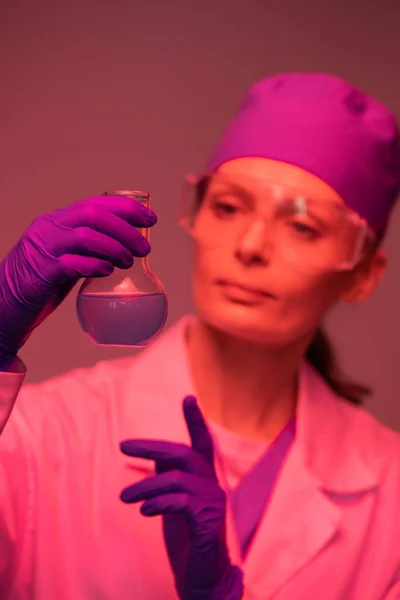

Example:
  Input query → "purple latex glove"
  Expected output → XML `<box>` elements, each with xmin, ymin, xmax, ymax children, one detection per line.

<box><xmin>120</xmin><ymin>395</ymin><xmax>244</xmax><ymax>600</ymax></box>
<box><xmin>0</xmin><ymin>195</ymin><xmax>156</xmax><ymax>365</ymax></box>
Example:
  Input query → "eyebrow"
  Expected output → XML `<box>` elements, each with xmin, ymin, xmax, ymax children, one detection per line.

<box><xmin>207</xmin><ymin>182</ymin><xmax>256</xmax><ymax>207</ymax></box>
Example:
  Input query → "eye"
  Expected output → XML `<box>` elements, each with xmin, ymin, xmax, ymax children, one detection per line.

<box><xmin>213</xmin><ymin>201</ymin><xmax>239</xmax><ymax>216</ymax></box>
<box><xmin>209</xmin><ymin>193</ymin><xmax>242</xmax><ymax>218</ymax></box>
<box><xmin>290</xmin><ymin>220</ymin><xmax>321</xmax><ymax>239</ymax></box>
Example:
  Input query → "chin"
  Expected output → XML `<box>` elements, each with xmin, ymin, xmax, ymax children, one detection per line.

<box><xmin>196</xmin><ymin>301</ymin><xmax>304</xmax><ymax>346</ymax></box>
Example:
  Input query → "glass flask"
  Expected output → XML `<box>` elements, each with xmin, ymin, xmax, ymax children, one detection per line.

<box><xmin>76</xmin><ymin>190</ymin><xmax>168</xmax><ymax>347</ymax></box>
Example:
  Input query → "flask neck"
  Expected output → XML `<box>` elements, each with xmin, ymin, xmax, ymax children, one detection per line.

<box><xmin>104</xmin><ymin>190</ymin><xmax>153</xmax><ymax>274</ymax></box>
<box><xmin>132</xmin><ymin>253</ymin><xmax>150</xmax><ymax>273</ymax></box>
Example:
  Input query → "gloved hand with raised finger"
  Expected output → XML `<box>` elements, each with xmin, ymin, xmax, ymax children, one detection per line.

<box><xmin>0</xmin><ymin>194</ymin><xmax>156</xmax><ymax>366</ymax></box>
<box><xmin>120</xmin><ymin>395</ymin><xmax>244</xmax><ymax>600</ymax></box>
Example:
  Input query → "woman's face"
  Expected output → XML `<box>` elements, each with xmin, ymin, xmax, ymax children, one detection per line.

<box><xmin>190</xmin><ymin>157</ymin><xmax>385</xmax><ymax>345</ymax></box>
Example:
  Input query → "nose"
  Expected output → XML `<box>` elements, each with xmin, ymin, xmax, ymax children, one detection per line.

<box><xmin>235</xmin><ymin>218</ymin><xmax>270</xmax><ymax>265</ymax></box>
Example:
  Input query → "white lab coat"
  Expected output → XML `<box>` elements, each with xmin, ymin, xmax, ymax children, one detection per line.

<box><xmin>1</xmin><ymin>316</ymin><xmax>400</xmax><ymax>599</ymax></box>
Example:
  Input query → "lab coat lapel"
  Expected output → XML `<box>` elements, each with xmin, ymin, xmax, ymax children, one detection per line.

<box><xmin>244</xmin><ymin>442</ymin><xmax>341</xmax><ymax>598</ymax></box>
<box><xmin>243</xmin><ymin>363</ymin><xmax>378</xmax><ymax>598</ymax></box>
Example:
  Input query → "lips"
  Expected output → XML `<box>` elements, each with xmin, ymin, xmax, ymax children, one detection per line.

<box><xmin>217</xmin><ymin>280</ymin><xmax>275</xmax><ymax>300</ymax></box>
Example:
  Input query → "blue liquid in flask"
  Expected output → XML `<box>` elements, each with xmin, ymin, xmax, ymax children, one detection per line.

<box><xmin>77</xmin><ymin>291</ymin><xmax>168</xmax><ymax>347</ymax></box>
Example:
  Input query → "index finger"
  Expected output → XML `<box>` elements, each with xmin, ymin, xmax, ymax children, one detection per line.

<box><xmin>120</xmin><ymin>439</ymin><xmax>189</xmax><ymax>463</ymax></box>
<box><xmin>77</xmin><ymin>195</ymin><xmax>157</xmax><ymax>227</ymax></box>
<box><xmin>183</xmin><ymin>395</ymin><xmax>215</xmax><ymax>469</ymax></box>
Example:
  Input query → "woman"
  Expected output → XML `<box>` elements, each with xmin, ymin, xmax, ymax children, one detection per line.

<box><xmin>0</xmin><ymin>73</ymin><xmax>400</xmax><ymax>600</ymax></box>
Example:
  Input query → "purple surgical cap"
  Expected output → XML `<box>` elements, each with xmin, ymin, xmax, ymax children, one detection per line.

<box><xmin>207</xmin><ymin>73</ymin><xmax>400</xmax><ymax>236</ymax></box>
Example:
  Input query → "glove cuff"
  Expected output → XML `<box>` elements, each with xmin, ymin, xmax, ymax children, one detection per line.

<box><xmin>185</xmin><ymin>564</ymin><xmax>244</xmax><ymax>600</ymax></box>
